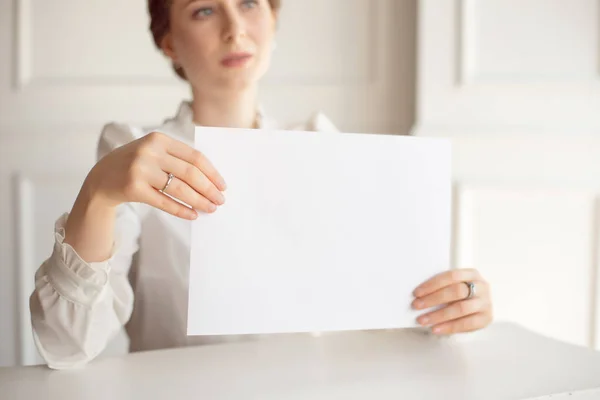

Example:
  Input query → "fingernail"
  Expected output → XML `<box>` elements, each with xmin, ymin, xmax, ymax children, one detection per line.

<box><xmin>433</xmin><ymin>326</ymin><xmax>443</xmax><ymax>334</ymax></box>
<box><xmin>417</xmin><ymin>316</ymin><xmax>429</xmax><ymax>325</ymax></box>
<box><xmin>413</xmin><ymin>288</ymin><xmax>423</xmax><ymax>297</ymax></box>
<box><xmin>413</xmin><ymin>300</ymin><xmax>424</xmax><ymax>309</ymax></box>
<box><xmin>208</xmin><ymin>204</ymin><xmax>217</xmax><ymax>213</ymax></box>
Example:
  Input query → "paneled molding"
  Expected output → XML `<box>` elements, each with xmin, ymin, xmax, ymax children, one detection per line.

<box><xmin>13</xmin><ymin>0</ymin><xmax>381</xmax><ymax>90</ymax></box>
<box><xmin>457</xmin><ymin>0</ymin><xmax>476</xmax><ymax>85</ymax></box>
<box><xmin>14</xmin><ymin>0</ymin><xmax>31</xmax><ymax>88</ymax></box>
<box><xmin>457</xmin><ymin>0</ymin><xmax>600</xmax><ymax>86</ymax></box>
<box><xmin>14</xmin><ymin>174</ymin><xmax>37</xmax><ymax>366</ymax></box>
<box><xmin>452</xmin><ymin>182</ymin><xmax>598</xmax><ymax>349</ymax></box>
<box><xmin>13</xmin><ymin>172</ymin><xmax>85</xmax><ymax>366</ymax></box>
<box><xmin>592</xmin><ymin>198</ymin><xmax>600</xmax><ymax>351</ymax></box>
<box><xmin>13</xmin><ymin>0</ymin><xmax>191</xmax><ymax>89</ymax></box>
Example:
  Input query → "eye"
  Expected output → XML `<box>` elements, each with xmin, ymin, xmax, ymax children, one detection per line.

<box><xmin>241</xmin><ymin>0</ymin><xmax>258</xmax><ymax>9</ymax></box>
<box><xmin>192</xmin><ymin>7</ymin><xmax>214</xmax><ymax>18</ymax></box>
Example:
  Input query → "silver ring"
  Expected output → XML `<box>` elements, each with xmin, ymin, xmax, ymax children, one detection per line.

<box><xmin>465</xmin><ymin>281</ymin><xmax>476</xmax><ymax>299</ymax></box>
<box><xmin>161</xmin><ymin>173</ymin><xmax>174</xmax><ymax>193</ymax></box>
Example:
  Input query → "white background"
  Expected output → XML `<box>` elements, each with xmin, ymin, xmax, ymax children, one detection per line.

<box><xmin>1</xmin><ymin>0</ymin><xmax>600</xmax><ymax>367</ymax></box>
<box><xmin>413</xmin><ymin>0</ymin><xmax>600</xmax><ymax>353</ymax></box>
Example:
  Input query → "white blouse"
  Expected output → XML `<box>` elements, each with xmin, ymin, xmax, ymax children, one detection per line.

<box><xmin>29</xmin><ymin>101</ymin><xmax>345</xmax><ymax>370</ymax></box>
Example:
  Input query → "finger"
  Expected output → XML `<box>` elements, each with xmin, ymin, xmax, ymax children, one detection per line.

<box><xmin>141</xmin><ymin>185</ymin><xmax>199</xmax><ymax>220</ymax></box>
<box><xmin>413</xmin><ymin>268</ymin><xmax>482</xmax><ymax>297</ymax></box>
<box><xmin>416</xmin><ymin>297</ymin><xmax>486</xmax><ymax>327</ymax></box>
<box><xmin>412</xmin><ymin>280</ymin><xmax>488</xmax><ymax>310</ymax></box>
<box><xmin>430</xmin><ymin>312</ymin><xmax>492</xmax><ymax>335</ymax></box>
<box><xmin>149</xmin><ymin>170</ymin><xmax>218</xmax><ymax>214</ymax></box>
<box><xmin>160</xmin><ymin>154</ymin><xmax>225</xmax><ymax>206</ymax></box>
<box><xmin>166</xmin><ymin>139</ymin><xmax>227</xmax><ymax>191</ymax></box>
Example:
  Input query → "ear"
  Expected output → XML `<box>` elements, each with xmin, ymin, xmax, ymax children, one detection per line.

<box><xmin>160</xmin><ymin>32</ymin><xmax>178</xmax><ymax>64</ymax></box>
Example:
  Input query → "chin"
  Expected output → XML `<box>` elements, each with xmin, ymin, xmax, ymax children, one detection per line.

<box><xmin>218</xmin><ymin>68</ymin><xmax>266</xmax><ymax>91</ymax></box>
<box><xmin>216</xmin><ymin>76</ymin><xmax>256</xmax><ymax>92</ymax></box>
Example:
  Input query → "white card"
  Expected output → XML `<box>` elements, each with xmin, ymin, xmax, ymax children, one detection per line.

<box><xmin>188</xmin><ymin>127</ymin><xmax>452</xmax><ymax>336</ymax></box>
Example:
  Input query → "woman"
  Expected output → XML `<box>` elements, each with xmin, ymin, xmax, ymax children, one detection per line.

<box><xmin>29</xmin><ymin>0</ymin><xmax>494</xmax><ymax>370</ymax></box>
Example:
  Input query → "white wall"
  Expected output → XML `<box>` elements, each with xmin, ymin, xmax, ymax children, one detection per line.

<box><xmin>414</xmin><ymin>0</ymin><xmax>600</xmax><ymax>349</ymax></box>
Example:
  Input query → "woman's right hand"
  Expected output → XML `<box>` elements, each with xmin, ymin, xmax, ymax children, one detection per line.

<box><xmin>86</xmin><ymin>131</ymin><xmax>227</xmax><ymax>220</ymax></box>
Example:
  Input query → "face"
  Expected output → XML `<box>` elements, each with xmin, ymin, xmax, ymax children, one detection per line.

<box><xmin>164</xmin><ymin>0</ymin><xmax>277</xmax><ymax>93</ymax></box>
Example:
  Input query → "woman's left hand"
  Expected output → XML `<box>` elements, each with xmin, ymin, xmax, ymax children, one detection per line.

<box><xmin>411</xmin><ymin>268</ymin><xmax>493</xmax><ymax>335</ymax></box>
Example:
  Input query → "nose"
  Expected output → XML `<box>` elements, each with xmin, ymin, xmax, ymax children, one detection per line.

<box><xmin>222</xmin><ymin>9</ymin><xmax>246</xmax><ymax>43</ymax></box>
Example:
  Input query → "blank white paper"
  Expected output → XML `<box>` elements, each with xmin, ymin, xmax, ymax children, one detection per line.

<box><xmin>188</xmin><ymin>127</ymin><xmax>452</xmax><ymax>336</ymax></box>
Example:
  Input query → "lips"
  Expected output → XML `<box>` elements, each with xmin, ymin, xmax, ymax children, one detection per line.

<box><xmin>221</xmin><ymin>52</ymin><xmax>253</xmax><ymax>68</ymax></box>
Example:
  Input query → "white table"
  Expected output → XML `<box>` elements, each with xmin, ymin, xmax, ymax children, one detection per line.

<box><xmin>1</xmin><ymin>322</ymin><xmax>600</xmax><ymax>400</ymax></box>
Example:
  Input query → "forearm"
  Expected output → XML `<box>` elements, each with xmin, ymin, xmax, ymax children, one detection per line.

<box><xmin>64</xmin><ymin>179</ymin><xmax>117</xmax><ymax>263</ymax></box>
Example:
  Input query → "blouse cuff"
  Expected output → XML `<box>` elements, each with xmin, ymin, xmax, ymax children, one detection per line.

<box><xmin>45</xmin><ymin>213</ymin><xmax>116</xmax><ymax>306</ymax></box>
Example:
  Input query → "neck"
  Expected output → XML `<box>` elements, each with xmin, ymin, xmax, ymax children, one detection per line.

<box><xmin>191</xmin><ymin>85</ymin><xmax>259</xmax><ymax>129</ymax></box>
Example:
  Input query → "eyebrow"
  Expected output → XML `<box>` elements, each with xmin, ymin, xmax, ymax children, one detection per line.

<box><xmin>186</xmin><ymin>0</ymin><xmax>210</xmax><ymax>6</ymax></box>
